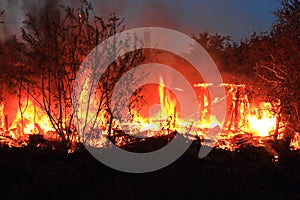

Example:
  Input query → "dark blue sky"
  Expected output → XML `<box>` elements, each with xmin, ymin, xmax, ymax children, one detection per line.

<box><xmin>0</xmin><ymin>0</ymin><xmax>280</xmax><ymax>41</ymax></box>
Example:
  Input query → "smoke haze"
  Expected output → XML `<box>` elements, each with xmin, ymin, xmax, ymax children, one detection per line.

<box><xmin>0</xmin><ymin>0</ymin><xmax>279</xmax><ymax>41</ymax></box>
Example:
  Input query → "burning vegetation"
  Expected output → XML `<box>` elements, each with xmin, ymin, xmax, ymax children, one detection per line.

<box><xmin>0</xmin><ymin>0</ymin><xmax>299</xmax><ymax>158</ymax></box>
<box><xmin>0</xmin><ymin>77</ymin><xmax>290</xmax><ymax>153</ymax></box>
<box><xmin>0</xmin><ymin>1</ymin><xmax>300</xmax><ymax>199</ymax></box>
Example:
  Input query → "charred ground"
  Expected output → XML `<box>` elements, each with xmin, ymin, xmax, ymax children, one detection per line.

<box><xmin>0</xmin><ymin>139</ymin><xmax>299</xmax><ymax>200</ymax></box>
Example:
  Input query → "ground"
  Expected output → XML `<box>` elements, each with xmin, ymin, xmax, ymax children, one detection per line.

<box><xmin>0</xmin><ymin>141</ymin><xmax>300</xmax><ymax>200</ymax></box>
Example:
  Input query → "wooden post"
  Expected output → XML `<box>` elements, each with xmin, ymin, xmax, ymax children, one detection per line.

<box><xmin>5</xmin><ymin>114</ymin><xmax>8</xmax><ymax>132</ymax></box>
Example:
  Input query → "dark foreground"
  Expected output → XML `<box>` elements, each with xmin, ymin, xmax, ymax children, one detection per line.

<box><xmin>0</xmin><ymin>141</ymin><xmax>300</xmax><ymax>200</ymax></box>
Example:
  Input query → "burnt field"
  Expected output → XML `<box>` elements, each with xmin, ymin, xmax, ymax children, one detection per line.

<box><xmin>0</xmin><ymin>139</ymin><xmax>300</xmax><ymax>200</ymax></box>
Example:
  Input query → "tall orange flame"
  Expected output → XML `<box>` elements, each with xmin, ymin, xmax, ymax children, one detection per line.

<box><xmin>0</xmin><ymin>80</ymin><xmax>291</xmax><ymax>151</ymax></box>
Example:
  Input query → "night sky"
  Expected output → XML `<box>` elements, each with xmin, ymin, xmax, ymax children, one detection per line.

<box><xmin>0</xmin><ymin>0</ymin><xmax>280</xmax><ymax>41</ymax></box>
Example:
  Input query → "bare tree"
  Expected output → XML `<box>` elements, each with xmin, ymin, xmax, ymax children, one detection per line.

<box><xmin>252</xmin><ymin>0</ymin><xmax>300</xmax><ymax>143</ymax></box>
<box><xmin>15</xmin><ymin>1</ymin><xmax>144</xmax><ymax>150</ymax></box>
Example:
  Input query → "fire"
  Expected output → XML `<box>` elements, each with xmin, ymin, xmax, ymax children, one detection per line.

<box><xmin>0</xmin><ymin>78</ymin><xmax>290</xmax><ymax>151</ymax></box>
<box><xmin>246</xmin><ymin>102</ymin><xmax>277</xmax><ymax>137</ymax></box>
<box><xmin>10</xmin><ymin>100</ymin><xmax>55</xmax><ymax>136</ymax></box>
<box><xmin>290</xmin><ymin>132</ymin><xmax>300</xmax><ymax>150</ymax></box>
<box><xmin>127</xmin><ymin>79</ymin><xmax>283</xmax><ymax>150</ymax></box>
<box><xmin>194</xmin><ymin>83</ymin><xmax>284</xmax><ymax>150</ymax></box>
<box><xmin>158</xmin><ymin>77</ymin><xmax>178</xmax><ymax>122</ymax></box>
<box><xmin>0</xmin><ymin>99</ymin><xmax>56</xmax><ymax>147</ymax></box>
<box><xmin>105</xmin><ymin>80</ymin><xmax>285</xmax><ymax>150</ymax></box>
<box><xmin>129</xmin><ymin>78</ymin><xmax>179</xmax><ymax>136</ymax></box>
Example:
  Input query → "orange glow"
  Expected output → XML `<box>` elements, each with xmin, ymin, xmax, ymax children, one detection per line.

<box><xmin>0</xmin><ymin>80</ymin><xmax>290</xmax><ymax>151</ymax></box>
<box><xmin>0</xmin><ymin>99</ymin><xmax>57</xmax><ymax>147</ymax></box>
<box><xmin>290</xmin><ymin>132</ymin><xmax>300</xmax><ymax>150</ymax></box>
<box><xmin>194</xmin><ymin>83</ymin><xmax>284</xmax><ymax>151</ymax></box>
<box><xmin>129</xmin><ymin>78</ymin><xmax>179</xmax><ymax>136</ymax></box>
<box><xmin>246</xmin><ymin>102</ymin><xmax>277</xmax><ymax>137</ymax></box>
<box><xmin>128</xmin><ymin>80</ymin><xmax>283</xmax><ymax>150</ymax></box>
<box><xmin>10</xmin><ymin>100</ymin><xmax>55</xmax><ymax>135</ymax></box>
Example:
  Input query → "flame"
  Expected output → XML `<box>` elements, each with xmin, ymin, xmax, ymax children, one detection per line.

<box><xmin>154</xmin><ymin>77</ymin><xmax>178</xmax><ymax>132</ymax></box>
<box><xmin>0</xmin><ymin>79</ymin><xmax>290</xmax><ymax>151</ymax></box>
<box><xmin>128</xmin><ymin>78</ymin><xmax>179</xmax><ymax>136</ymax></box>
<box><xmin>195</xmin><ymin>83</ymin><xmax>284</xmax><ymax>151</ymax></box>
<box><xmin>246</xmin><ymin>102</ymin><xmax>277</xmax><ymax>137</ymax></box>
<box><xmin>10</xmin><ymin>100</ymin><xmax>55</xmax><ymax>135</ymax></box>
<box><xmin>290</xmin><ymin>132</ymin><xmax>300</xmax><ymax>150</ymax></box>
<box><xmin>0</xmin><ymin>99</ymin><xmax>56</xmax><ymax>147</ymax></box>
<box><xmin>125</xmin><ymin>81</ymin><xmax>284</xmax><ymax>151</ymax></box>
<box><xmin>158</xmin><ymin>77</ymin><xmax>177</xmax><ymax>121</ymax></box>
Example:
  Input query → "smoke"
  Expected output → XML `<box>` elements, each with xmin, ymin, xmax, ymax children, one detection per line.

<box><xmin>0</xmin><ymin>0</ymin><xmax>278</xmax><ymax>41</ymax></box>
<box><xmin>22</xmin><ymin>0</ymin><xmax>60</xmax><ymax>17</ymax></box>
<box><xmin>91</xmin><ymin>0</ymin><xmax>279</xmax><ymax>41</ymax></box>
<box><xmin>0</xmin><ymin>0</ymin><xmax>61</xmax><ymax>125</ymax></box>
<box><xmin>0</xmin><ymin>0</ymin><xmax>61</xmax><ymax>39</ymax></box>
